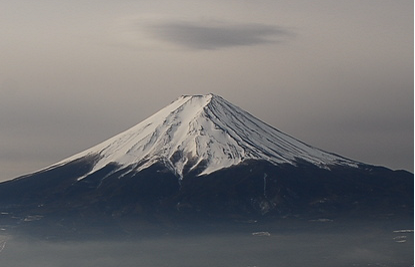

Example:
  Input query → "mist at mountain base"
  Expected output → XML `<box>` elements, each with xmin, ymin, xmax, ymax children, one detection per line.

<box><xmin>0</xmin><ymin>218</ymin><xmax>413</xmax><ymax>267</ymax></box>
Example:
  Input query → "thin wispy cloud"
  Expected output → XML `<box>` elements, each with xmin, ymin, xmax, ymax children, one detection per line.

<box><xmin>144</xmin><ymin>20</ymin><xmax>293</xmax><ymax>50</ymax></box>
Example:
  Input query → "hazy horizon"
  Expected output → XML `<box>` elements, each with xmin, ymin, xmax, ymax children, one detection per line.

<box><xmin>0</xmin><ymin>219</ymin><xmax>413</xmax><ymax>267</ymax></box>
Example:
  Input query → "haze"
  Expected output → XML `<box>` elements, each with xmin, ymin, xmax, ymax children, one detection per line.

<box><xmin>0</xmin><ymin>220</ymin><xmax>413</xmax><ymax>267</ymax></box>
<box><xmin>0</xmin><ymin>0</ymin><xmax>413</xmax><ymax>181</ymax></box>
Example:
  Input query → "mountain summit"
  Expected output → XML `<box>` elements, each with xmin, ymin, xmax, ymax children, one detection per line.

<box><xmin>0</xmin><ymin>94</ymin><xmax>412</xmax><ymax>231</ymax></box>
<box><xmin>53</xmin><ymin>93</ymin><xmax>358</xmax><ymax>180</ymax></box>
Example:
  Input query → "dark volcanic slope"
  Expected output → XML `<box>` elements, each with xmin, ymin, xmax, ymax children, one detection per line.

<box><xmin>0</xmin><ymin>158</ymin><xmax>412</xmax><ymax>223</ymax></box>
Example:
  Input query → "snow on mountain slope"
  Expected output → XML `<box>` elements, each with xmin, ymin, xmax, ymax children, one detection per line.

<box><xmin>53</xmin><ymin>93</ymin><xmax>359</xmax><ymax>179</ymax></box>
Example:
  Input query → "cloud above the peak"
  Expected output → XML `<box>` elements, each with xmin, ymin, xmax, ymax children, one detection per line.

<box><xmin>144</xmin><ymin>20</ymin><xmax>293</xmax><ymax>50</ymax></box>
<box><xmin>113</xmin><ymin>17</ymin><xmax>294</xmax><ymax>50</ymax></box>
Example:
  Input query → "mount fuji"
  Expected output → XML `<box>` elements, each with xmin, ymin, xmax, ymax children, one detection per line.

<box><xmin>0</xmin><ymin>94</ymin><xmax>412</xmax><ymax>229</ymax></box>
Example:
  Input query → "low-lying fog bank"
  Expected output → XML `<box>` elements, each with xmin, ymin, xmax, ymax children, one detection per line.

<box><xmin>0</xmin><ymin>219</ymin><xmax>413</xmax><ymax>267</ymax></box>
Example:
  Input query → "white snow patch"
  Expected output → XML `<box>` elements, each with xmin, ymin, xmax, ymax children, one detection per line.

<box><xmin>252</xmin><ymin>231</ymin><xmax>271</xmax><ymax>236</ymax></box>
<box><xmin>393</xmin><ymin>230</ymin><xmax>414</xmax><ymax>233</ymax></box>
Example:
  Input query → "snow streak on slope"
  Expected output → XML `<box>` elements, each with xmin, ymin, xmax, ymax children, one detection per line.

<box><xmin>54</xmin><ymin>94</ymin><xmax>358</xmax><ymax>179</ymax></box>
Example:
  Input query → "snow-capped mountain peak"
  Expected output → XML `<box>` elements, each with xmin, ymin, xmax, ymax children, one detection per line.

<box><xmin>54</xmin><ymin>93</ymin><xmax>358</xmax><ymax>179</ymax></box>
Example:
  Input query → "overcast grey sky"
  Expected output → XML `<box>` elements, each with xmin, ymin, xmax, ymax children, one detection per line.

<box><xmin>0</xmin><ymin>0</ymin><xmax>413</xmax><ymax>181</ymax></box>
